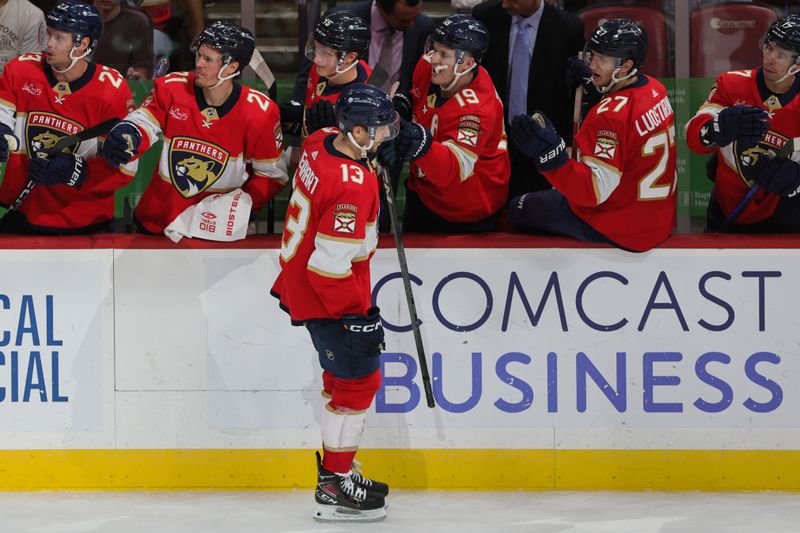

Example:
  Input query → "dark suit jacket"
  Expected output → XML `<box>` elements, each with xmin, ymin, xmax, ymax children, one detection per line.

<box><xmin>292</xmin><ymin>1</ymin><xmax>433</xmax><ymax>101</ymax></box>
<box><xmin>473</xmin><ymin>0</ymin><xmax>584</xmax><ymax>197</ymax></box>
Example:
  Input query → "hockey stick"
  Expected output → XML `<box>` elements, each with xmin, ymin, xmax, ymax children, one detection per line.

<box><xmin>571</xmin><ymin>52</ymin><xmax>583</xmax><ymax>160</ymax></box>
<box><xmin>6</xmin><ymin>117</ymin><xmax>120</xmax><ymax>212</ymax></box>
<box><xmin>249</xmin><ymin>49</ymin><xmax>276</xmax><ymax>90</ymax></box>
<box><xmin>365</xmin><ymin>68</ymin><xmax>434</xmax><ymax>407</ymax></box>
<box><xmin>723</xmin><ymin>137</ymin><xmax>800</xmax><ymax>228</ymax></box>
<box><xmin>377</xmin><ymin>164</ymin><xmax>435</xmax><ymax>408</ymax></box>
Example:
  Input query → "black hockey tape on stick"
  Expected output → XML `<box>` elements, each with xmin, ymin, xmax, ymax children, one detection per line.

<box><xmin>377</xmin><ymin>164</ymin><xmax>435</xmax><ymax>408</ymax></box>
<box><xmin>366</xmin><ymin>64</ymin><xmax>389</xmax><ymax>90</ymax></box>
<box><xmin>6</xmin><ymin>117</ymin><xmax>121</xmax><ymax>212</ymax></box>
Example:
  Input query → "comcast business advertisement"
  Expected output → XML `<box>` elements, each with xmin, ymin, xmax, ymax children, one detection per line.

<box><xmin>205</xmin><ymin>247</ymin><xmax>800</xmax><ymax>433</ymax></box>
<box><xmin>0</xmin><ymin>250</ymin><xmax>110</xmax><ymax>432</ymax></box>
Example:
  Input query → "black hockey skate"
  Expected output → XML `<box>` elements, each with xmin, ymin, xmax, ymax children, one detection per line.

<box><xmin>350</xmin><ymin>458</ymin><xmax>389</xmax><ymax>496</ymax></box>
<box><xmin>313</xmin><ymin>451</ymin><xmax>387</xmax><ymax>522</ymax></box>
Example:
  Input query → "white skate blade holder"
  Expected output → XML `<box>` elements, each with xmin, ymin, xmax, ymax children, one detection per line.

<box><xmin>313</xmin><ymin>504</ymin><xmax>388</xmax><ymax>523</ymax></box>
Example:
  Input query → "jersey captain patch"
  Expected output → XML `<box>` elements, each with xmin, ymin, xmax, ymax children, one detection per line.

<box><xmin>168</xmin><ymin>136</ymin><xmax>230</xmax><ymax>197</ymax></box>
<box><xmin>26</xmin><ymin>112</ymin><xmax>83</xmax><ymax>154</ymax></box>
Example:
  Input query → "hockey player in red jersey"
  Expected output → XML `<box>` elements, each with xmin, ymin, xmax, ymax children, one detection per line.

<box><xmin>0</xmin><ymin>1</ymin><xmax>136</xmax><ymax>234</ymax></box>
<box><xmin>101</xmin><ymin>21</ymin><xmax>289</xmax><ymax>238</ymax></box>
<box><xmin>507</xmin><ymin>19</ymin><xmax>677</xmax><ymax>252</ymax></box>
<box><xmin>379</xmin><ymin>14</ymin><xmax>510</xmax><ymax>232</ymax></box>
<box><xmin>281</xmin><ymin>11</ymin><xmax>372</xmax><ymax>140</ymax></box>
<box><xmin>686</xmin><ymin>14</ymin><xmax>800</xmax><ymax>232</ymax></box>
<box><xmin>271</xmin><ymin>83</ymin><xmax>398</xmax><ymax>522</ymax></box>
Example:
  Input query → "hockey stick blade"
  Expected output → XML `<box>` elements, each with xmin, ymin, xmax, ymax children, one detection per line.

<box><xmin>7</xmin><ymin>117</ymin><xmax>121</xmax><ymax>212</ymax></box>
<box><xmin>249</xmin><ymin>49</ymin><xmax>276</xmax><ymax>90</ymax></box>
<box><xmin>366</xmin><ymin>64</ymin><xmax>389</xmax><ymax>90</ymax></box>
<box><xmin>377</xmin><ymin>164</ymin><xmax>435</xmax><ymax>408</ymax></box>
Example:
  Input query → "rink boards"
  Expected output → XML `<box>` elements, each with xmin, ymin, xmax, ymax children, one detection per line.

<box><xmin>0</xmin><ymin>234</ymin><xmax>800</xmax><ymax>490</ymax></box>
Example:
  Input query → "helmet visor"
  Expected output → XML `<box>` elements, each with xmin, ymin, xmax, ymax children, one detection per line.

<box><xmin>370</xmin><ymin>112</ymin><xmax>400</xmax><ymax>144</ymax></box>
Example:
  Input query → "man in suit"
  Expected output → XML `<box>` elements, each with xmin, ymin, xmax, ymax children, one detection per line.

<box><xmin>473</xmin><ymin>0</ymin><xmax>584</xmax><ymax>197</ymax></box>
<box><xmin>291</xmin><ymin>0</ymin><xmax>433</xmax><ymax>102</ymax></box>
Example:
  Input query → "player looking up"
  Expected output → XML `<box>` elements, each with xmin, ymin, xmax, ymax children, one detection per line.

<box><xmin>507</xmin><ymin>18</ymin><xmax>677</xmax><ymax>252</ymax></box>
<box><xmin>271</xmin><ymin>83</ymin><xmax>398</xmax><ymax>523</ymax></box>
<box><xmin>0</xmin><ymin>0</ymin><xmax>136</xmax><ymax>234</ymax></box>
<box><xmin>101</xmin><ymin>20</ymin><xmax>288</xmax><ymax>240</ymax></box>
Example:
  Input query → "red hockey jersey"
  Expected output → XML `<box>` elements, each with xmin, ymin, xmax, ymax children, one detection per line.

<box><xmin>541</xmin><ymin>76</ymin><xmax>677</xmax><ymax>252</ymax></box>
<box><xmin>406</xmin><ymin>57</ymin><xmax>510</xmax><ymax>222</ymax></box>
<box><xmin>272</xmin><ymin>129</ymin><xmax>379</xmax><ymax>324</ymax></box>
<box><xmin>302</xmin><ymin>60</ymin><xmax>371</xmax><ymax>138</ymax></box>
<box><xmin>0</xmin><ymin>54</ymin><xmax>135</xmax><ymax>230</ymax></box>
<box><xmin>126</xmin><ymin>71</ymin><xmax>289</xmax><ymax>234</ymax></box>
<box><xmin>686</xmin><ymin>68</ymin><xmax>800</xmax><ymax>225</ymax></box>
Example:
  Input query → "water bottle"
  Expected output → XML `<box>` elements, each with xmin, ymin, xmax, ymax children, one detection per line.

<box><xmin>152</xmin><ymin>56</ymin><xmax>170</xmax><ymax>79</ymax></box>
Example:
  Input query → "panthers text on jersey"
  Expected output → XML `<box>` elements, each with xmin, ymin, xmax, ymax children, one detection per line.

<box><xmin>407</xmin><ymin>56</ymin><xmax>510</xmax><ymax>222</ymax></box>
<box><xmin>0</xmin><ymin>54</ymin><xmax>135</xmax><ymax>230</ymax></box>
<box><xmin>541</xmin><ymin>75</ymin><xmax>677</xmax><ymax>252</ymax></box>
<box><xmin>271</xmin><ymin>129</ymin><xmax>379</xmax><ymax>324</ymax></box>
<box><xmin>126</xmin><ymin>70</ymin><xmax>289</xmax><ymax>234</ymax></box>
<box><xmin>686</xmin><ymin>68</ymin><xmax>800</xmax><ymax>225</ymax></box>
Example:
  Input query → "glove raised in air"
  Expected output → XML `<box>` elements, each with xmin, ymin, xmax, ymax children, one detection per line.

<box><xmin>304</xmin><ymin>100</ymin><xmax>337</xmax><ymax>135</ymax></box>
<box><xmin>393</xmin><ymin>118</ymin><xmax>433</xmax><ymax>163</ymax></box>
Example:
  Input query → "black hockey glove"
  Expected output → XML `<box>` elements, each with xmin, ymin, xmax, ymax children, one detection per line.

<box><xmin>565</xmin><ymin>56</ymin><xmax>602</xmax><ymax>112</ymax></box>
<box><xmin>305</xmin><ymin>100</ymin><xmax>337</xmax><ymax>135</ymax></box>
<box><xmin>511</xmin><ymin>112</ymin><xmax>568</xmax><ymax>172</ymax></box>
<box><xmin>394</xmin><ymin>118</ymin><xmax>433</xmax><ymax>163</ymax></box>
<box><xmin>342</xmin><ymin>306</ymin><xmax>385</xmax><ymax>357</ymax></box>
<box><xmin>278</xmin><ymin>99</ymin><xmax>303</xmax><ymax>137</ymax></box>
<box><xmin>101</xmin><ymin>121</ymin><xmax>141</xmax><ymax>168</ymax></box>
<box><xmin>377</xmin><ymin>139</ymin><xmax>404</xmax><ymax>179</ymax></box>
<box><xmin>29</xmin><ymin>152</ymin><xmax>87</xmax><ymax>188</ymax></box>
<box><xmin>392</xmin><ymin>93</ymin><xmax>413</xmax><ymax>122</ymax></box>
<box><xmin>753</xmin><ymin>156</ymin><xmax>800</xmax><ymax>197</ymax></box>
<box><xmin>700</xmin><ymin>105</ymin><xmax>770</xmax><ymax>148</ymax></box>
<box><xmin>0</xmin><ymin>122</ymin><xmax>18</xmax><ymax>163</ymax></box>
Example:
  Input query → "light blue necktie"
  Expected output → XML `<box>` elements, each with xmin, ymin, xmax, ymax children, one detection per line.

<box><xmin>508</xmin><ymin>20</ymin><xmax>531</xmax><ymax>122</ymax></box>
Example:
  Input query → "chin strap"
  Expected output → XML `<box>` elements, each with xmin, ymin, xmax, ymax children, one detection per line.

<box><xmin>347</xmin><ymin>131</ymin><xmax>375</xmax><ymax>160</ymax></box>
<box><xmin>437</xmin><ymin>55</ymin><xmax>476</xmax><ymax>93</ymax></box>
<box><xmin>774</xmin><ymin>63</ymin><xmax>800</xmax><ymax>85</ymax></box>
<box><xmin>51</xmin><ymin>46</ymin><xmax>91</xmax><ymax>74</ymax></box>
<box><xmin>328</xmin><ymin>53</ymin><xmax>359</xmax><ymax>82</ymax></box>
<box><xmin>209</xmin><ymin>59</ymin><xmax>239</xmax><ymax>89</ymax></box>
<box><xmin>597</xmin><ymin>66</ymin><xmax>638</xmax><ymax>94</ymax></box>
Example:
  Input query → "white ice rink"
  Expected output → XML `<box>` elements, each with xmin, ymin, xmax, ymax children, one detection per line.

<box><xmin>4</xmin><ymin>490</ymin><xmax>800</xmax><ymax>533</ymax></box>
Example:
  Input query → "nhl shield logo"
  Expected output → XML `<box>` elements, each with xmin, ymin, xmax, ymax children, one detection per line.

<box><xmin>26</xmin><ymin>112</ymin><xmax>82</xmax><ymax>154</ymax></box>
<box><xmin>168</xmin><ymin>136</ymin><xmax>230</xmax><ymax>198</ymax></box>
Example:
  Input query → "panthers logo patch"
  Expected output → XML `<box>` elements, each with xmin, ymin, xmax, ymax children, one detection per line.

<box><xmin>26</xmin><ymin>112</ymin><xmax>83</xmax><ymax>155</ymax></box>
<box><xmin>168</xmin><ymin>137</ymin><xmax>230</xmax><ymax>198</ymax></box>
